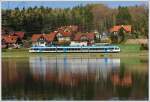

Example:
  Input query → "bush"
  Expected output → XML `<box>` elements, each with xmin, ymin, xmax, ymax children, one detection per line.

<box><xmin>140</xmin><ymin>43</ymin><xmax>148</xmax><ymax>50</ymax></box>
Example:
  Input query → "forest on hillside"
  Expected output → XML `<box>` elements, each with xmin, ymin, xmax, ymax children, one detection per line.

<box><xmin>2</xmin><ymin>3</ymin><xmax>148</xmax><ymax>38</ymax></box>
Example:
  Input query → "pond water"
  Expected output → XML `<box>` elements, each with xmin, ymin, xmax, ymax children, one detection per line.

<box><xmin>2</xmin><ymin>56</ymin><xmax>148</xmax><ymax>100</ymax></box>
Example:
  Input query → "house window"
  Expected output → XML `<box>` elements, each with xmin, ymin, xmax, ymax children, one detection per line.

<box><xmin>56</xmin><ymin>33</ymin><xmax>63</xmax><ymax>38</ymax></box>
<box><xmin>38</xmin><ymin>38</ymin><xmax>45</xmax><ymax>43</ymax></box>
<box><xmin>40</xmin><ymin>42</ymin><xmax>45</xmax><ymax>44</ymax></box>
<box><xmin>39</xmin><ymin>38</ymin><xmax>44</xmax><ymax>41</ymax></box>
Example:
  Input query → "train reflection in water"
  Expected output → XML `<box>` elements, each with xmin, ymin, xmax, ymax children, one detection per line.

<box><xmin>29</xmin><ymin>57</ymin><xmax>120</xmax><ymax>86</ymax></box>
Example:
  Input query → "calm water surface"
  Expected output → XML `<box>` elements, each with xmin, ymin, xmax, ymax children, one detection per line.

<box><xmin>2</xmin><ymin>56</ymin><xmax>148</xmax><ymax>100</ymax></box>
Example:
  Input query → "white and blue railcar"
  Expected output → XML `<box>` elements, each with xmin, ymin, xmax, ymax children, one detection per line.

<box><xmin>29</xmin><ymin>45</ymin><xmax>120</xmax><ymax>53</ymax></box>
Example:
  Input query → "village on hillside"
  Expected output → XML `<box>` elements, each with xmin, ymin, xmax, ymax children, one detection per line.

<box><xmin>1</xmin><ymin>24</ymin><xmax>148</xmax><ymax>50</ymax></box>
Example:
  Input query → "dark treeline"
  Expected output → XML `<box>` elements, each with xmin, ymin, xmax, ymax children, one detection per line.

<box><xmin>2</xmin><ymin>4</ymin><xmax>148</xmax><ymax>38</ymax></box>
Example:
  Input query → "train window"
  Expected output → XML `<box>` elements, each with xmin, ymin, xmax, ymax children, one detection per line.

<box><xmin>95</xmin><ymin>48</ymin><xmax>99</xmax><ymax>50</ymax></box>
<box><xmin>75</xmin><ymin>48</ymin><xmax>79</xmax><ymax>50</ymax></box>
<box><xmin>51</xmin><ymin>48</ymin><xmax>55</xmax><ymax>51</ymax></box>
<box><xmin>108</xmin><ymin>48</ymin><xmax>114</xmax><ymax>50</ymax></box>
<box><xmin>99</xmin><ymin>48</ymin><xmax>104</xmax><ymax>50</ymax></box>
<box><xmin>57</xmin><ymin>48</ymin><xmax>63</xmax><ymax>50</ymax></box>
<box><xmin>38</xmin><ymin>48</ymin><xmax>42</xmax><ymax>50</ymax></box>
<box><xmin>43</xmin><ymin>48</ymin><xmax>47</xmax><ymax>51</ymax></box>
<box><xmin>70</xmin><ymin>48</ymin><xmax>74</xmax><ymax>50</ymax></box>
<box><xmin>92</xmin><ymin>48</ymin><xmax>103</xmax><ymax>50</ymax></box>
<box><xmin>33</xmin><ymin>48</ymin><xmax>38</xmax><ymax>50</ymax></box>
<box><xmin>42</xmin><ymin>48</ymin><xmax>45</xmax><ymax>50</ymax></box>
<box><xmin>45</xmin><ymin>48</ymin><xmax>49</xmax><ymax>51</ymax></box>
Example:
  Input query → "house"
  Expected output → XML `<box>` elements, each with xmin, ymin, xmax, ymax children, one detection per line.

<box><xmin>31</xmin><ymin>32</ymin><xmax>57</xmax><ymax>47</ymax></box>
<box><xmin>55</xmin><ymin>30</ymin><xmax>72</xmax><ymax>41</ymax></box>
<box><xmin>1</xmin><ymin>30</ymin><xmax>25</xmax><ymax>48</ymax></box>
<box><xmin>55</xmin><ymin>25</ymin><xmax>78</xmax><ymax>44</ymax></box>
<box><xmin>2</xmin><ymin>35</ymin><xmax>20</xmax><ymax>48</ymax></box>
<box><xmin>73</xmin><ymin>32</ymin><xmax>95</xmax><ymax>46</ymax></box>
<box><xmin>31</xmin><ymin>30</ymin><xmax>73</xmax><ymax>47</ymax></box>
<box><xmin>109</xmin><ymin>25</ymin><xmax>132</xmax><ymax>35</ymax></box>
<box><xmin>109</xmin><ymin>25</ymin><xmax>132</xmax><ymax>43</ymax></box>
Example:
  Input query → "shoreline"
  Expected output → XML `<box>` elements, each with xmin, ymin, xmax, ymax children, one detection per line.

<box><xmin>2</xmin><ymin>51</ymin><xmax>148</xmax><ymax>58</ymax></box>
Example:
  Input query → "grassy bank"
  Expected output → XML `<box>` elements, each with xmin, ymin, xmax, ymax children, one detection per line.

<box><xmin>1</xmin><ymin>44</ymin><xmax>148</xmax><ymax>58</ymax></box>
<box><xmin>118</xmin><ymin>44</ymin><xmax>141</xmax><ymax>53</ymax></box>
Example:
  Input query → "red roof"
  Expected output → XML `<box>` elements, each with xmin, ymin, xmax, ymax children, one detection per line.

<box><xmin>9</xmin><ymin>31</ymin><xmax>24</xmax><ymax>39</ymax></box>
<box><xmin>44</xmin><ymin>32</ymin><xmax>57</xmax><ymax>42</ymax></box>
<box><xmin>31</xmin><ymin>34</ymin><xmax>42</xmax><ymax>42</ymax></box>
<box><xmin>110</xmin><ymin>25</ymin><xmax>131</xmax><ymax>32</ymax></box>
<box><xmin>14</xmin><ymin>31</ymin><xmax>25</xmax><ymax>39</ymax></box>
<box><xmin>2</xmin><ymin>35</ymin><xmax>18</xmax><ymax>44</ymax></box>
<box><xmin>74</xmin><ymin>33</ymin><xmax>95</xmax><ymax>41</ymax></box>
<box><xmin>31</xmin><ymin>32</ymin><xmax>57</xmax><ymax>42</ymax></box>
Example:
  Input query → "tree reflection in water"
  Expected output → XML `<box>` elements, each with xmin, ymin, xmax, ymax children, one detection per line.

<box><xmin>111</xmin><ymin>64</ymin><xmax>133</xmax><ymax>100</ymax></box>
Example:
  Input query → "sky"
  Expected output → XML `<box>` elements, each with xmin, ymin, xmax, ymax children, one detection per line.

<box><xmin>1</xmin><ymin>0</ymin><xmax>148</xmax><ymax>9</ymax></box>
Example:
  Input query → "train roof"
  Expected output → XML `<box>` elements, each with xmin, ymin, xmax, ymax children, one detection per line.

<box><xmin>31</xmin><ymin>45</ymin><xmax>120</xmax><ymax>49</ymax></box>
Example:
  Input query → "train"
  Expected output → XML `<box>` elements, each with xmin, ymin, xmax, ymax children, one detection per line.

<box><xmin>29</xmin><ymin>45</ymin><xmax>120</xmax><ymax>53</ymax></box>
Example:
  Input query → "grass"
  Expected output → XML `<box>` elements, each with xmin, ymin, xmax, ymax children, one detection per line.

<box><xmin>117</xmin><ymin>44</ymin><xmax>141</xmax><ymax>53</ymax></box>
<box><xmin>1</xmin><ymin>44</ymin><xmax>148</xmax><ymax>58</ymax></box>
